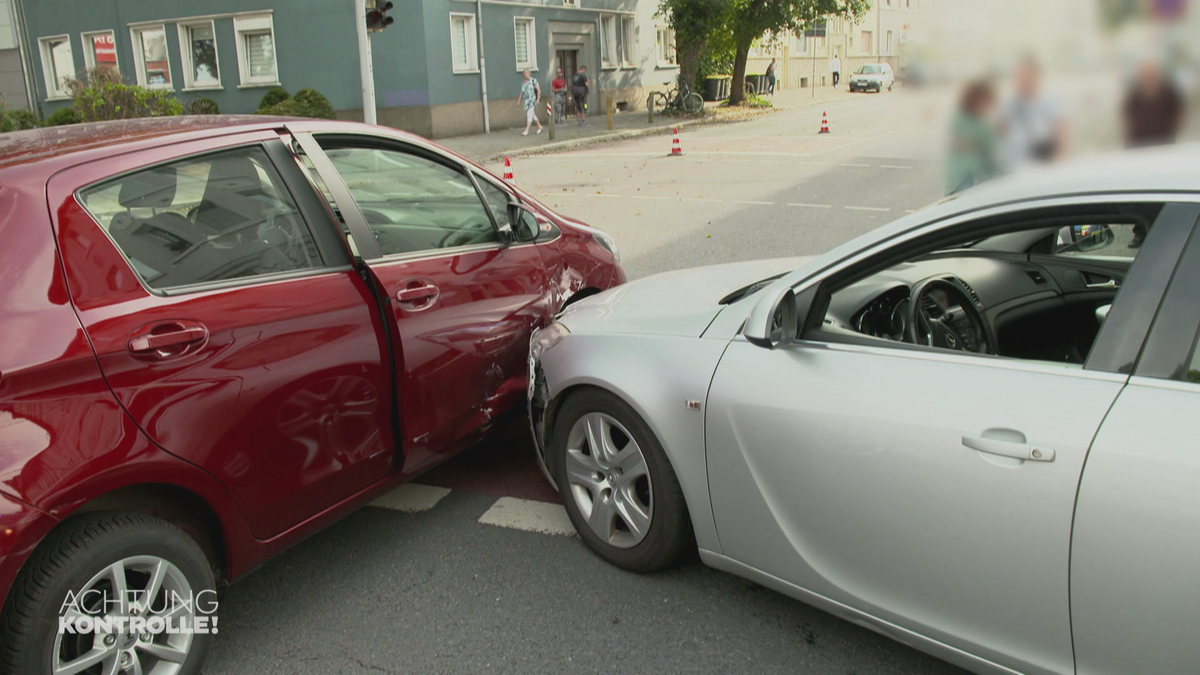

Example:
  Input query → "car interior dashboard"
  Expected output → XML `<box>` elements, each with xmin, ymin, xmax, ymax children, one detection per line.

<box><xmin>821</xmin><ymin>249</ymin><xmax>1132</xmax><ymax>364</ymax></box>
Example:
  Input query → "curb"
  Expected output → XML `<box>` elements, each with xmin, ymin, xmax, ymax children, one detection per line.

<box><xmin>477</xmin><ymin>107</ymin><xmax>778</xmax><ymax>163</ymax></box>
<box><xmin>468</xmin><ymin>91</ymin><xmax>859</xmax><ymax>164</ymax></box>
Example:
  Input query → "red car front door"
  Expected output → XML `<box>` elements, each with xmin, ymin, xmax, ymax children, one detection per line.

<box><xmin>50</xmin><ymin>133</ymin><xmax>396</xmax><ymax>539</ymax></box>
<box><xmin>293</xmin><ymin>131</ymin><xmax>550</xmax><ymax>472</ymax></box>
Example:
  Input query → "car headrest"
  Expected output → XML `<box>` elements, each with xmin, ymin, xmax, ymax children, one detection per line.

<box><xmin>118</xmin><ymin>165</ymin><xmax>177</xmax><ymax>209</ymax></box>
<box><xmin>202</xmin><ymin>155</ymin><xmax>262</xmax><ymax>202</ymax></box>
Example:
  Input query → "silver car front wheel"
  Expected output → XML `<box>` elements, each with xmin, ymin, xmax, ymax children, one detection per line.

<box><xmin>564</xmin><ymin>412</ymin><xmax>654</xmax><ymax>549</ymax></box>
<box><xmin>552</xmin><ymin>389</ymin><xmax>692</xmax><ymax>572</ymax></box>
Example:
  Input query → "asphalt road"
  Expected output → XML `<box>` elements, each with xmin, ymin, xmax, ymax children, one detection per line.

<box><xmin>202</xmin><ymin>91</ymin><xmax>967</xmax><ymax>675</ymax></box>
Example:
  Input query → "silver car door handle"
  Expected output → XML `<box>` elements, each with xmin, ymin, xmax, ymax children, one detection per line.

<box><xmin>962</xmin><ymin>435</ymin><xmax>1056</xmax><ymax>462</ymax></box>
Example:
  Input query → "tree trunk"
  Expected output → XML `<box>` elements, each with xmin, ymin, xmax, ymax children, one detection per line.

<box><xmin>728</xmin><ymin>38</ymin><xmax>752</xmax><ymax>105</ymax></box>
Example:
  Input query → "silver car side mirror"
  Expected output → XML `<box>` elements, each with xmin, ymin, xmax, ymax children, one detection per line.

<box><xmin>745</xmin><ymin>287</ymin><xmax>797</xmax><ymax>349</ymax></box>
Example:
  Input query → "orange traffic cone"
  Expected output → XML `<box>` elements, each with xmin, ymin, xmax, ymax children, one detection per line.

<box><xmin>670</xmin><ymin>127</ymin><xmax>683</xmax><ymax>156</ymax></box>
<box><xmin>819</xmin><ymin>111</ymin><xmax>830</xmax><ymax>134</ymax></box>
<box><xmin>503</xmin><ymin>156</ymin><xmax>515</xmax><ymax>184</ymax></box>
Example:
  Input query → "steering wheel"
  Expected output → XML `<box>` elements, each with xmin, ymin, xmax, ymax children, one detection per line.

<box><xmin>905</xmin><ymin>277</ymin><xmax>997</xmax><ymax>355</ymax></box>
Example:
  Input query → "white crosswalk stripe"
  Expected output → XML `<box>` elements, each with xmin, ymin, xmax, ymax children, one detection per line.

<box><xmin>370</xmin><ymin>484</ymin><xmax>451</xmax><ymax>513</ymax></box>
<box><xmin>478</xmin><ymin>497</ymin><xmax>577</xmax><ymax>537</ymax></box>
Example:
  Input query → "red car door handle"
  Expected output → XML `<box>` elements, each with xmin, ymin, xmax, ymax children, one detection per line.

<box><xmin>129</xmin><ymin>326</ymin><xmax>208</xmax><ymax>353</ymax></box>
<box><xmin>396</xmin><ymin>285</ymin><xmax>438</xmax><ymax>302</ymax></box>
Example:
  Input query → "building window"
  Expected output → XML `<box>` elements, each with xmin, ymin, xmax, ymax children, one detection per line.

<box><xmin>886</xmin><ymin>30</ymin><xmax>893</xmax><ymax>54</ymax></box>
<box><xmin>620</xmin><ymin>17</ymin><xmax>636</xmax><ymax>67</ymax></box>
<box><xmin>234</xmin><ymin>14</ymin><xmax>279</xmax><ymax>87</ymax></box>
<box><xmin>82</xmin><ymin>31</ymin><xmax>118</xmax><ymax>75</ymax></box>
<box><xmin>131</xmin><ymin>26</ymin><xmax>171</xmax><ymax>88</ymax></box>
<box><xmin>450</xmin><ymin>13</ymin><xmax>478</xmax><ymax>73</ymax></box>
<box><xmin>795</xmin><ymin>33</ymin><xmax>807</xmax><ymax>53</ymax></box>
<box><xmin>600</xmin><ymin>15</ymin><xmax>617</xmax><ymax>68</ymax></box>
<box><xmin>39</xmin><ymin>35</ymin><xmax>75</xmax><ymax>98</ymax></box>
<box><xmin>514</xmin><ymin>17</ymin><xmax>535</xmax><ymax>70</ymax></box>
<box><xmin>655</xmin><ymin>27</ymin><xmax>677</xmax><ymax>67</ymax></box>
<box><xmin>563</xmin><ymin>0</ymin><xmax>578</xmax><ymax>5</ymax></box>
<box><xmin>861</xmin><ymin>31</ymin><xmax>872</xmax><ymax>54</ymax></box>
<box><xmin>179</xmin><ymin>21</ymin><xmax>221</xmax><ymax>89</ymax></box>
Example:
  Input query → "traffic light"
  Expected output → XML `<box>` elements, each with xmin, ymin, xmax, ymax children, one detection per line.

<box><xmin>366</xmin><ymin>0</ymin><xmax>394</xmax><ymax>31</ymax></box>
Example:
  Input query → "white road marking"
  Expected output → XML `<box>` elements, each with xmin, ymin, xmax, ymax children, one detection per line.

<box><xmin>629</xmin><ymin>195</ymin><xmax>670</xmax><ymax>200</ymax></box>
<box><xmin>844</xmin><ymin>206</ymin><xmax>891</xmax><ymax>212</ymax></box>
<box><xmin>735</xmin><ymin>200</ymin><xmax>775</xmax><ymax>205</ymax></box>
<box><xmin>838</xmin><ymin>163</ymin><xmax>871</xmax><ymax>168</ymax></box>
<box><xmin>370</xmin><ymin>484</ymin><xmax>451</xmax><ymax>513</ymax></box>
<box><xmin>687</xmin><ymin>198</ymin><xmax>724</xmax><ymax>203</ymax></box>
<box><xmin>805</xmin><ymin>130</ymin><xmax>897</xmax><ymax>157</ymax></box>
<box><xmin>788</xmin><ymin>203</ymin><xmax>832</xmax><ymax>208</ymax></box>
<box><xmin>880</xmin><ymin>164</ymin><xmax>912</xmax><ymax>170</ymax></box>
<box><xmin>478</xmin><ymin>497</ymin><xmax>577</xmax><ymax>537</ymax></box>
<box><xmin>905</xmin><ymin>209</ymin><xmax>918</xmax><ymax>214</ymax></box>
<box><xmin>582</xmin><ymin>193</ymin><xmax>623</xmax><ymax>198</ymax></box>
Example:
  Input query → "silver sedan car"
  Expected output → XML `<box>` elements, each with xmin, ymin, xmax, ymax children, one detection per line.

<box><xmin>528</xmin><ymin>146</ymin><xmax>1200</xmax><ymax>675</ymax></box>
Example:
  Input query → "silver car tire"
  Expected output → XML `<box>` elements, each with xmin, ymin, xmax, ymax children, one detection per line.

<box><xmin>0</xmin><ymin>513</ymin><xmax>216</xmax><ymax>675</ymax></box>
<box><xmin>551</xmin><ymin>389</ymin><xmax>692</xmax><ymax>572</ymax></box>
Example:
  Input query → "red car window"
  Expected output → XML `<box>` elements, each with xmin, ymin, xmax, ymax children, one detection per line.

<box><xmin>77</xmin><ymin>145</ymin><xmax>322</xmax><ymax>291</ymax></box>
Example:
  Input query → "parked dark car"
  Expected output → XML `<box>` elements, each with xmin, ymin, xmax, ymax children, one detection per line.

<box><xmin>0</xmin><ymin>116</ymin><xmax>623</xmax><ymax>675</ymax></box>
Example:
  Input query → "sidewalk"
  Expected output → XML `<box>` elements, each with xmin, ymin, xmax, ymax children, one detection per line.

<box><xmin>439</xmin><ymin>86</ymin><xmax>855</xmax><ymax>163</ymax></box>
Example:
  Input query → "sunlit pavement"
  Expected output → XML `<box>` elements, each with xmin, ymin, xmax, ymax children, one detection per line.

<box><xmin>203</xmin><ymin>89</ymin><xmax>1003</xmax><ymax>675</ymax></box>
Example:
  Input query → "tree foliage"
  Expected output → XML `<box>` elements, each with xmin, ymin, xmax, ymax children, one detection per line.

<box><xmin>726</xmin><ymin>0</ymin><xmax>870</xmax><ymax>103</ymax></box>
<box><xmin>256</xmin><ymin>87</ymin><xmax>337</xmax><ymax>119</ymax></box>
<box><xmin>661</xmin><ymin>0</ymin><xmax>870</xmax><ymax>104</ymax></box>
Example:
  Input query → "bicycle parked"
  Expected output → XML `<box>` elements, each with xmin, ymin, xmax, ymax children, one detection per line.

<box><xmin>648</xmin><ymin>80</ymin><xmax>704</xmax><ymax>115</ymax></box>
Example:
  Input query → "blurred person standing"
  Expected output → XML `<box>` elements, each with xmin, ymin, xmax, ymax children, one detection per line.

<box><xmin>1123</xmin><ymin>58</ymin><xmax>1184</xmax><ymax>148</ymax></box>
<box><xmin>572</xmin><ymin>66</ymin><xmax>590</xmax><ymax>125</ymax></box>
<box><xmin>766</xmin><ymin>58</ymin><xmax>778</xmax><ymax>95</ymax></box>
<box><xmin>831</xmin><ymin>53</ymin><xmax>841</xmax><ymax>89</ymax></box>
<box><xmin>1000</xmin><ymin>55</ymin><xmax>1068</xmax><ymax>171</ymax></box>
<box><xmin>946</xmin><ymin>80</ymin><xmax>999</xmax><ymax>195</ymax></box>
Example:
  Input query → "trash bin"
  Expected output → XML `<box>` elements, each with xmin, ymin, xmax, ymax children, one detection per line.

<box><xmin>720</xmin><ymin>76</ymin><xmax>731</xmax><ymax>100</ymax></box>
<box><xmin>745</xmin><ymin>74</ymin><xmax>767</xmax><ymax>96</ymax></box>
<box><xmin>704</xmin><ymin>77</ymin><xmax>722</xmax><ymax>102</ymax></box>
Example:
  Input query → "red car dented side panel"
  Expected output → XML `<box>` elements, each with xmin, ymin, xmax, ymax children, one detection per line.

<box><xmin>0</xmin><ymin>118</ymin><xmax>624</xmax><ymax>617</ymax></box>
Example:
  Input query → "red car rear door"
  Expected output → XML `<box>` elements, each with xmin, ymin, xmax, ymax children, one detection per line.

<box><xmin>291</xmin><ymin>131</ymin><xmax>550</xmax><ymax>472</ymax></box>
<box><xmin>49</xmin><ymin>132</ymin><xmax>396</xmax><ymax>539</ymax></box>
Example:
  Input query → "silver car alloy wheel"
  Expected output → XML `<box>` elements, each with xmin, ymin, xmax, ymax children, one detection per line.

<box><xmin>564</xmin><ymin>412</ymin><xmax>654</xmax><ymax>549</ymax></box>
<box><xmin>53</xmin><ymin>555</ymin><xmax>195</xmax><ymax>675</ymax></box>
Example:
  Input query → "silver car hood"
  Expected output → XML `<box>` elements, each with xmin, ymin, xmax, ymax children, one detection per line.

<box><xmin>559</xmin><ymin>257</ymin><xmax>813</xmax><ymax>338</ymax></box>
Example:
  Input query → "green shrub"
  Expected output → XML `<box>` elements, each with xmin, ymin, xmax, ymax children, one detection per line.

<box><xmin>745</xmin><ymin>95</ymin><xmax>774</xmax><ymax>109</ymax></box>
<box><xmin>185</xmin><ymin>97</ymin><xmax>220</xmax><ymax>115</ymax></box>
<box><xmin>258</xmin><ymin>86</ymin><xmax>291</xmax><ymax>110</ymax></box>
<box><xmin>66</xmin><ymin>68</ymin><xmax>183</xmax><ymax>122</ymax></box>
<box><xmin>257</xmin><ymin>88</ymin><xmax>337</xmax><ymax>119</ymax></box>
<box><xmin>46</xmin><ymin>107</ymin><xmax>80</xmax><ymax>126</ymax></box>
<box><xmin>0</xmin><ymin>106</ymin><xmax>41</xmax><ymax>132</ymax></box>
<box><xmin>292</xmin><ymin>88</ymin><xmax>336</xmax><ymax>119</ymax></box>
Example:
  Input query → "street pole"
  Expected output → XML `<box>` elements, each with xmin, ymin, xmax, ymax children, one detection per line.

<box><xmin>354</xmin><ymin>0</ymin><xmax>377</xmax><ymax>124</ymax></box>
<box><xmin>477</xmin><ymin>0</ymin><xmax>491</xmax><ymax>133</ymax></box>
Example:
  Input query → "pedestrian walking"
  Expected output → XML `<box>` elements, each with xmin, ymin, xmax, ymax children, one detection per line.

<box><xmin>831</xmin><ymin>53</ymin><xmax>841</xmax><ymax>89</ymax></box>
<box><xmin>518</xmin><ymin>69</ymin><xmax>543</xmax><ymax>136</ymax></box>
<box><xmin>551</xmin><ymin>68</ymin><xmax>568</xmax><ymax>124</ymax></box>
<box><xmin>999</xmin><ymin>54</ymin><xmax>1068</xmax><ymax>171</ymax></box>
<box><xmin>766</xmin><ymin>58</ymin><xmax>777</xmax><ymax>95</ymax></box>
<box><xmin>945</xmin><ymin>80</ymin><xmax>999</xmax><ymax>195</ymax></box>
<box><xmin>1123</xmin><ymin>57</ymin><xmax>1184</xmax><ymax>149</ymax></box>
<box><xmin>572</xmin><ymin>66</ymin><xmax>590</xmax><ymax>125</ymax></box>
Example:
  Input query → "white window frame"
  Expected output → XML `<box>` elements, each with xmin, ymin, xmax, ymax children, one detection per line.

<box><xmin>619</xmin><ymin>17</ymin><xmax>636</xmax><ymax>67</ymax></box>
<box><xmin>655</xmin><ymin>27</ymin><xmax>677</xmax><ymax>68</ymax></box>
<box><xmin>129</xmin><ymin>24</ymin><xmax>174</xmax><ymax>90</ymax></box>
<box><xmin>233</xmin><ymin>13</ymin><xmax>279</xmax><ymax>88</ymax></box>
<box><xmin>38</xmin><ymin>34</ymin><xmax>75</xmax><ymax>99</ymax></box>
<box><xmin>563</xmin><ymin>0</ymin><xmax>578</xmax><ymax>6</ymax></box>
<box><xmin>81</xmin><ymin>30</ymin><xmax>119</xmax><ymax>74</ymax></box>
<box><xmin>177</xmin><ymin>19</ymin><xmax>222</xmax><ymax>91</ymax></box>
<box><xmin>599</xmin><ymin>15</ymin><xmax>617</xmax><ymax>69</ymax></box>
<box><xmin>513</xmin><ymin>16</ymin><xmax>536</xmax><ymax>71</ymax></box>
<box><xmin>450</xmin><ymin>12</ymin><xmax>479</xmax><ymax>74</ymax></box>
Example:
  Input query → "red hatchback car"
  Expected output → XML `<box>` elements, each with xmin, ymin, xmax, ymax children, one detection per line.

<box><xmin>0</xmin><ymin>116</ymin><xmax>623</xmax><ymax>674</ymax></box>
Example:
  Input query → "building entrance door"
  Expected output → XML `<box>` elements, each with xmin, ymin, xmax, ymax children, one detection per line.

<box><xmin>557</xmin><ymin>49</ymin><xmax>579</xmax><ymax>114</ymax></box>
